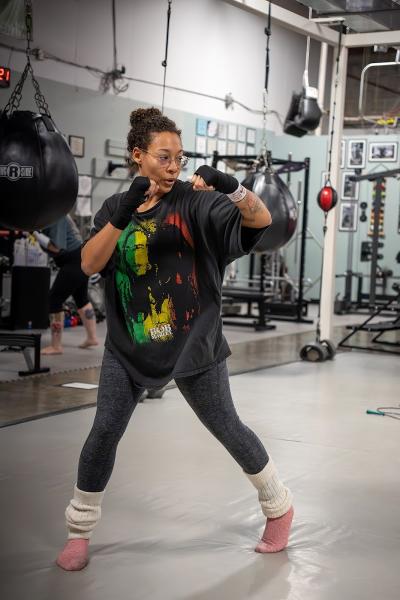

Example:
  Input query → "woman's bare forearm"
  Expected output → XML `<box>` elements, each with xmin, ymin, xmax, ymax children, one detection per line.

<box><xmin>81</xmin><ymin>223</ymin><xmax>122</xmax><ymax>275</ymax></box>
<box><xmin>238</xmin><ymin>190</ymin><xmax>272</xmax><ymax>228</ymax></box>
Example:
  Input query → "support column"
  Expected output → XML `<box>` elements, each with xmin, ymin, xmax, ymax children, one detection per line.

<box><xmin>319</xmin><ymin>43</ymin><xmax>348</xmax><ymax>341</ymax></box>
<box><xmin>315</xmin><ymin>42</ymin><xmax>328</xmax><ymax>136</ymax></box>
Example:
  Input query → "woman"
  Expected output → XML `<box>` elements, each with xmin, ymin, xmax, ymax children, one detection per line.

<box><xmin>56</xmin><ymin>107</ymin><xmax>293</xmax><ymax>571</ymax></box>
<box><xmin>37</xmin><ymin>215</ymin><xmax>98</xmax><ymax>354</ymax></box>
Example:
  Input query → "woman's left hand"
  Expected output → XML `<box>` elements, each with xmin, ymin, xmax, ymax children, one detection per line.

<box><xmin>191</xmin><ymin>174</ymin><xmax>215</xmax><ymax>192</ymax></box>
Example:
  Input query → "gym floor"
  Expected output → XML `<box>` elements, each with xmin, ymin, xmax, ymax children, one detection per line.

<box><xmin>1</xmin><ymin>310</ymin><xmax>399</xmax><ymax>599</ymax></box>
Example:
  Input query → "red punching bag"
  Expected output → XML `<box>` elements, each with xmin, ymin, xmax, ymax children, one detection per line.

<box><xmin>317</xmin><ymin>185</ymin><xmax>338</xmax><ymax>212</ymax></box>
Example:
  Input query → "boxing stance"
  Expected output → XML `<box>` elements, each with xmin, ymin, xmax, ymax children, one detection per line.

<box><xmin>56</xmin><ymin>107</ymin><xmax>293</xmax><ymax>571</ymax></box>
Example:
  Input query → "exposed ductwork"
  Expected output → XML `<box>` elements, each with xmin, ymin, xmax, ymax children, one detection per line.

<box><xmin>297</xmin><ymin>0</ymin><xmax>400</xmax><ymax>33</ymax></box>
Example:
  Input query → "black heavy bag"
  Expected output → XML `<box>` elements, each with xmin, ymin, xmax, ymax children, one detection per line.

<box><xmin>0</xmin><ymin>110</ymin><xmax>78</xmax><ymax>230</ymax></box>
<box><xmin>242</xmin><ymin>171</ymin><xmax>297</xmax><ymax>252</ymax></box>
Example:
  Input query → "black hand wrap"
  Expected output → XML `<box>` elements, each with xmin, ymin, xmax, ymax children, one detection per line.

<box><xmin>194</xmin><ymin>165</ymin><xmax>239</xmax><ymax>195</ymax></box>
<box><xmin>110</xmin><ymin>176</ymin><xmax>151</xmax><ymax>230</ymax></box>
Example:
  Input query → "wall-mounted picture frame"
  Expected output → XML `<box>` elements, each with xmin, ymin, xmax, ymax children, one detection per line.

<box><xmin>347</xmin><ymin>139</ymin><xmax>366</xmax><ymax>169</ymax></box>
<box><xmin>238</xmin><ymin>125</ymin><xmax>246</xmax><ymax>143</ymax></box>
<box><xmin>339</xmin><ymin>202</ymin><xmax>358</xmax><ymax>232</ymax></box>
<box><xmin>105</xmin><ymin>139</ymin><xmax>126</xmax><ymax>158</ymax></box>
<box><xmin>207</xmin><ymin>120</ymin><xmax>218</xmax><ymax>138</ymax></box>
<box><xmin>342</xmin><ymin>171</ymin><xmax>359</xmax><ymax>200</ymax></box>
<box><xmin>69</xmin><ymin>135</ymin><xmax>85</xmax><ymax>158</ymax></box>
<box><xmin>207</xmin><ymin>137</ymin><xmax>217</xmax><ymax>154</ymax></box>
<box><xmin>340</xmin><ymin>140</ymin><xmax>345</xmax><ymax>168</ymax></box>
<box><xmin>218</xmin><ymin>122</ymin><xmax>227</xmax><ymax>139</ymax></box>
<box><xmin>246</xmin><ymin>128</ymin><xmax>256</xmax><ymax>145</ymax></box>
<box><xmin>228</xmin><ymin>123</ymin><xmax>237</xmax><ymax>141</ymax></box>
<box><xmin>196</xmin><ymin>118</ymin><xmax>208</xmax><ymax>136</ymax></box>
<box><xmin>369</xmin><ymin>141</ymin><xmax>398</xmax><ymax>163</ymax></box>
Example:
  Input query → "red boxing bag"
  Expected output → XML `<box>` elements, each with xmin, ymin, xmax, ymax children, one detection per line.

<box><xmin>317</xmin><ymin>185</ymin><xmax>338</xmax><ymax>212</ymax></box>
<box><xmin>0</xmin><ymin>111</ymin><xmax>78</xmax><ymax>230</ymax></box>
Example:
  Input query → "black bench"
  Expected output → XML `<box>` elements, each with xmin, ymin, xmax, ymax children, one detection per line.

<box><xmin>0</xmin><ymin>333</ymin><xmax>50</xmax><ymax>376</ymax></box>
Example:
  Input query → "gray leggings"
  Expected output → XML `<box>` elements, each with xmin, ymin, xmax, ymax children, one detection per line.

<box><xmin>77</xmin><ymin>348</ymin><xmax>269</xmax><ymax>492</ymax></box>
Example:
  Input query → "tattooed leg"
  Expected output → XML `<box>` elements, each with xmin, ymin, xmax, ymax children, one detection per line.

<box><xmin>41</xmin><ymin>311</ymin><xmax>64</xmax><ymax>355</ymax></box>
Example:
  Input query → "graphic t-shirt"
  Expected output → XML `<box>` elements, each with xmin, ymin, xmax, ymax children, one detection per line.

<box><xmin>91</xmin><ymin>179</ymin><xmax>269</xmax><ymax>387</ymax></box>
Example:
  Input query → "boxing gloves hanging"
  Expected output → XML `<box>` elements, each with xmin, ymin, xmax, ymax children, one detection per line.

<box><xmin>283</xmin><ymin>50</ymin><xmax>322</xmax><ymax>138</ymax></box>
<box><xmin>283</xmin><ymin>85</ymin><xmax>322</xmax><ymax>138</ymax></box>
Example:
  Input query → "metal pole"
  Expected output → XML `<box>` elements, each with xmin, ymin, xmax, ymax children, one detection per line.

<box><xmin>369</xmin><ymin>178</ymin><xmax>383</xmax><ymax>308</ymax></box>
<box><xmin>316</xmin><ymin>42</ymin><xmax>328</xmax><ymax>136</ymax></box>
<box><xmin>320</xmin><ymin>42</ymin><xmax>348</xmax><ymax>340</ymax></box>
<box><xmin>297</xmin><ymin>157</ymin><xmax>310</xmax><ymax>321</ymax></box>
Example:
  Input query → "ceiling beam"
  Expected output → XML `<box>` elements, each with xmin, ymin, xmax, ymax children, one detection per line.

<box><xmin>222</xmin><ymin>0</ymin><xmax>339</xmax><ymax>45</ymax></box>
<box><xmin>344</xmin><ymin>29</ymin><xmax>400</xmax><ymax>47</ymax></box>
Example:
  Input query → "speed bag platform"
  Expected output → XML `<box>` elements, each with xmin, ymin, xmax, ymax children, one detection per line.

<box><xmin>0</xmin><ymin>111</ymin><xmax>78</xmax><ymax>231</ymax></box>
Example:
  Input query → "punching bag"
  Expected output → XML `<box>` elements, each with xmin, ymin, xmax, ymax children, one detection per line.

<box><xmin>0</xmin><ymin>110</ymin><xmax>78</xmax><ymax>230</ymax></box>
<box><xmin>242</xmin><ymin>171</ymin><xmax>297</xmax><ymax>252</ymax></box>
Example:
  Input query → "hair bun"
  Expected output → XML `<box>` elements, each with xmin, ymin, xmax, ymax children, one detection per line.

<box><xmin>129</xmin><ymin>107</ymin><xmax>162</xmax><ymax>127</ymax></box>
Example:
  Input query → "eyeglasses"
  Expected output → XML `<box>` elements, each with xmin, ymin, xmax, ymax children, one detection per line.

<box><xmin>139</xmin><ymin>149</ymin><xmax>189</xmax><ymax>168</ymax></box>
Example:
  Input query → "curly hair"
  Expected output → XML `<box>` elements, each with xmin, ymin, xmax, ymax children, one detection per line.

<box><xmin>126</xmin><ymin>107</ymin><xmax>181</xmax><ymax>170</ymax></box>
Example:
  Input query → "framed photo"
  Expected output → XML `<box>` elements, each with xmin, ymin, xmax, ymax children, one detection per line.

<box><xmin>207</xmin><ymin>120</ymin><xmax>218</xmax><ymax>138</ymax></box>
<box><xmin>342</xmin><ymin>171</ymin><xmax>359</xmax><ymax>200</ymax></box>
<box><xmin>340</xmin><ymin>140</ymin><xmax>345</xmax><ymax>168</ymax></box>
<box><xmin>339</xmin><ymin>202</ymin><xmax>358</xmax><ymax>232</ymax></box>
<box><xmin>228</xmin><ymin>123</ymin><xmax>237</xmax><ymax>141</ymax></box>
<box><xmin>347</xmin><ymin>139</ymin><xmax>366</xmax><ymax>169</ymax></box>
<box><xmin>238</xmin><ymin>125</ymin><xmax>246</xmax><ymax>143</ymax></box>
<box><xmin>207</xmin><ymin>137</ymin><xmax>217</xmax><ymax>154</ymax></box>
<box><xmin>69</xmin><ymin>135</ymin><xmax>85</xmax><ymax>158</ymax></box>
<box><xmin>237</xmin><ymin>142</ymin><xmax>246</xmax><ymax>155</ymax></box>
<box><xmin>195</xmin><ymin>136</ymin><xmax>206</xmax><ymax>154</ymax></box>
<box><xmin>218</xmin><ymin>122</ymin><xmax>227</xmax><ymax>139</ymax></box>
<box><xmin>196</xmin><ymin>118</ymin><xmax>208</xmax><ymax>136</ymax></box>
<box><xmin>227</xmin><ymin>140</ymin><xmax>237</xmax><ymax>155</ymax></box>
<box><xmin>217</xmin><ymin>139</ymin><xmax>226</xmax><ymax>155</ymax></box>
<box><xmin>246</xmin><ymin>128</ymin><xmax>256</xmax><ymax>145</ymax></box>
<box><xmin>369</xmin><ymin>141</ymin><xmax>398</xmax><ymax>162</ymax></box>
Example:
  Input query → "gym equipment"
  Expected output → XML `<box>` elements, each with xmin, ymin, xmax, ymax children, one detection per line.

<box><xmin>0</xmin><ymin>1</ymin><xmax>78</xmax><ymax>230</ymax></box>
<box><xmin>339</xmin><ymin>283</ymin><xmax>400</xmax><ymax>355</ymax></box>
<box><xmin>283</xmin><ymin>10</ymin><xmax>322</xmax><ymax>137</ymax></box>
<box><xmin>0</xmin><ymin>332</ymin><xmax>49</xmax><ymax>376</ymax></box>
<box><xmin>350</xmin><ymin>167</ymin><xmax>400</xmax><ymax>308</ymax></box>
<box><xmin>213</xmin><ymin>153</ymin><xmax>312</xmax><ymax>327</ymax></box>
<box><xmin>241</xmin><ymin>169</ymin><xmax>297</xmax><ymax>252</ymax></box>
<box><xmin>10</xmin><ymin>266</ymin><xmax>50</xmax><ymax>329</ymax></box>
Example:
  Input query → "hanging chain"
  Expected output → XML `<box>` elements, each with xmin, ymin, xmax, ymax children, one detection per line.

<box><xmin>2</xmin><ymin>0</ymin><xmax>51</xmax><ymax>117</ymax></box>
<box><xmin>161</xmin><ymin>0</ymin><xmax>172</xmax><ymax>113</ymax></box>
<box><xmin>325</xmin><ymin>25</ymin><xmax>344</xmax><ymax>185</ymax></box>
<box><xmin>260</xmin><ymin>1</ymin><xmax>272</xmax><ymax>171</ymax></box>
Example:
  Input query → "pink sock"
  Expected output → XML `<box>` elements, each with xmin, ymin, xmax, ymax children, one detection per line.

<box><xmin>255</xmin><ymin>506</ymin><xmax>294</xmax><ymax>553</ymax></box>
<box><xmin>56</xmin><ymin>539</ymin><xmax>89</xmax><ymax>571</ymax></box>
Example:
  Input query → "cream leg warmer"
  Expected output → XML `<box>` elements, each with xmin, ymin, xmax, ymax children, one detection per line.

<box><xmin>65</xmin><ymin>485</ymin><xmax>105</xmax><ymax>540</ymax></box>
<box><xmin>245</xmin><ymin>459</ymin><xmax>293</xmax><ymax>519</ymax></box>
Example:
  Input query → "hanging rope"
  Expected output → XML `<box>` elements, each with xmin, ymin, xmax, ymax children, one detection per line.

<box><xmin>161</xmin><ymin>0</ymin><xmax>172</xmax><ymax>113</ymax></box>
<box><xmin>3</xmin><ymin>0</ymin><xmax>51</xmax><ymax>117</ymax></box>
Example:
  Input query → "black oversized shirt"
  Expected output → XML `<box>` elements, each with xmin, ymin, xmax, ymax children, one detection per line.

<box><xmin>91</xmin><ymin>179</ymin><xmax>269</xmax><ymax>387</ymax></box>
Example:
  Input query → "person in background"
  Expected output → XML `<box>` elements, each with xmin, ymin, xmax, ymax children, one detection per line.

<box><xmin>35</xmin><ymin>214</ymin><xmax>99</xmax><ymax>354</ymax></box>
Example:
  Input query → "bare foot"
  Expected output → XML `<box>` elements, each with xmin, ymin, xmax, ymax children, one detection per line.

<box><xmin>79</xmin><ymin>339</ymin><xmax>99</xmax><ymax>349</ymax></box>
<box><xmin>41</xmin><ymin>346</ymin><xmax>63</xmax><ymax>355</ymax></box>
<box><xmin>56</xmin><ymin>539</ymin><xmax>89</xmax><ymax>571</ymax></box>
<box><xmin>255</xmin><ymin>506</ymin><xmax>294</xmax><ymax>553</ymax></box>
